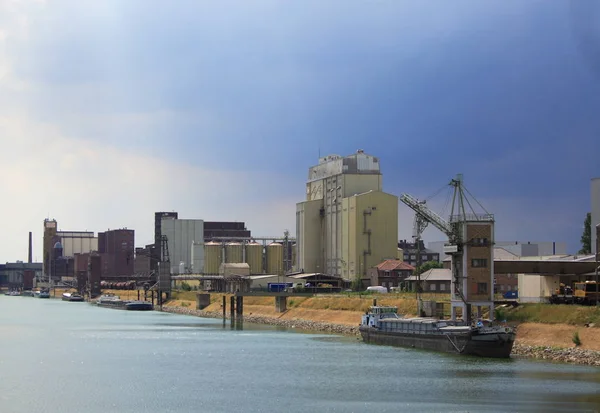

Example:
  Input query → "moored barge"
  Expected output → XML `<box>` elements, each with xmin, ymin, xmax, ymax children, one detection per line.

<box><xmin>360</xmin><ymin>306</ymin><xmax>516</xmax><ymax>358</ymax></box>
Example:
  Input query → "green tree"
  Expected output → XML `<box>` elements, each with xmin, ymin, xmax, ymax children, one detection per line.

<box><xmin>579</xmin><ymin>212</ymin><xmax>591</xmax><ymax>255</ymax></box>
<box><xmin>414</xmin><ymin>260</ymin><xmax>443</xmax><ymax>275</ymax></box>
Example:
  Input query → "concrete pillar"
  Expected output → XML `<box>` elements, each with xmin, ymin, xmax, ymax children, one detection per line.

<box><xmin>275</xmin><ymin>296</ymin><xmax>287</xmax><ymax>312</ymax></box>
<box><xmin>196</xmin><ymin>293</ymin><xmax>211</xmax><ymax>310</ymax></box>
<box><xmin>236</xmin><ymin>296</ymin><xmax>243</xmax><ymax>316</ymax></box>
<box><xmin>222</xmin><ymin>295</ymin><xmax>226</xmax><ymax>319</ymax></box>
<box><xmin>230</xmin><ymin>295</ymin><xmax>235</xmax><ymax>319</ymax></box>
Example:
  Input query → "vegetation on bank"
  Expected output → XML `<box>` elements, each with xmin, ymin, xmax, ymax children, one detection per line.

<box><xmin>496</xmin><ymin>303</ymin><xmax>600</xmax><ymax>326</ymax></box>
<box><xmin>169</xmin><ymin>291</ymin><xmax>600</xmax><ymax>327</ymax></box>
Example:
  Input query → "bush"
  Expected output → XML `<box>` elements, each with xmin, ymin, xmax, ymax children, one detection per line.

<box><xmin>572</xmin><ymin>331</ymin><xmax>582</xmax><ymax>347</ymax></box>
<box><xmin>495</xmin><ymin>307</ymin><xmax>506</xmax><ymax>321</ymax></box>
<box><xmin>181</xmin><ymin>282</ymin><xmax>192</xmax><ymax>291</ymax></box>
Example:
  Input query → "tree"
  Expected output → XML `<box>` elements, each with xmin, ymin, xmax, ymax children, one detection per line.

<box><xmin>579</xmin><ymin>212</ymin><xmax>591</xmax><ymax>255</ymax></box>
<box><xmin>414</xmin><ymin>261</ymin><xmax>443</xmax><ymax>275</ymax></box>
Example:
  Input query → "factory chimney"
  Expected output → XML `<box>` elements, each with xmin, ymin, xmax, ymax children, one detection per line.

<box><xmin>28</xmin><ymin>232</ymin><xmax>32</xmax><ymax>263</ymax></box>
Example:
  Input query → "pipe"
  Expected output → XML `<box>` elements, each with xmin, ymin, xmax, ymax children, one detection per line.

<box><xmin>28</xmin><ymin>232</ymin><xmax>32</xmax><ymax>264</ymax></box>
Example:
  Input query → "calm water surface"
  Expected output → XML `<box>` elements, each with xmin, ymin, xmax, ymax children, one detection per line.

<box><xmin>1</xmin><ymin>296</ymin><xmax>599</xmax><ymax>413</ymax></box>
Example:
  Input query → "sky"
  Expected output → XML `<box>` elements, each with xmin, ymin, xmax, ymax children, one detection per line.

<box><xmin>1</xmin><ymin>0</ymin><xmax>600</xmax><ymax>262</ymax></box>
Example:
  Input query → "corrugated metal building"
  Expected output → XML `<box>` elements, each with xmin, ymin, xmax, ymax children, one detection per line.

<box><xmin>161</xmin><ymin>219</ymin><xmax>204</xmax><ymax>274</ymax></box>
<box><xmin>57</xmin><ymin>231</ymin><xmax>98</xmax><ymax>257</ymax></box>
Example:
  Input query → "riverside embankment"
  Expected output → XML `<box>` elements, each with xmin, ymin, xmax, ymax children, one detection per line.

<box><xmin>161</xmin><ymin>292</ymin><xmax>600</xmax><ymax>367</ymax></box>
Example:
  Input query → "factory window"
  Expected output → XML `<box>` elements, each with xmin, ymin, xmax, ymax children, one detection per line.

<box><xmin>472</xmin><ymin>238</ymin><xmax>489</xmax><ymax>246</ymax></box>
<box><xmin>471</xmin><ymin>259</ymin><xmax>487</xmax><ymax>268</ymax></box>
<box><xmin>477</xmin><ymin>283</ymin><xmax>488</xmax><ymax>294</ymax></box>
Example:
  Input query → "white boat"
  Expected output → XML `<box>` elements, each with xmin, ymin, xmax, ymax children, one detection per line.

<box><xmin>62</xmin><ymin>292</ymin><xmax>84</xmax><ymax>302</ymax></box>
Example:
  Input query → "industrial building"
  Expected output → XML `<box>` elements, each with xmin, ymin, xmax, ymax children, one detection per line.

<box><xmin>592</xmin><ymin>177</ymin><xmax>600</xmax><ymax>255</ymax></box>
<box><xmin>399</xmin><ymin>240</ymin><xmax>440</xmax><ymax>267</ymax></box>
<box><xmin>160</xmin><ymin>217</ymin><xmax>204</xmax><ymax>274</ymax></box>
<box><xmin>296</xmin><ymin>150</ymin><xmax>398</xmax><ymax>280</ymax></box>
<box><xmin>0</xmin><ymin>262</ymin><xmax>43</xmax><ymax>290</ymax></box>
<box><xmin>42</xmin><ymin>218</ymin><xmax>98</xmax><ymax>279</ymax></box>
<box><xmin>98</xmin><ymin>229</ymin><xmax>135</xmax><ymax>280</ymax></box>
<box><xmin>429</xmin><ymin>240</ymin><xmax>567</xmax><ymax>259</ymax></box>
<box><xmin>150</xmin><ymin>211</ymin><xmax>294</xmax><ymax>277</ymax></box>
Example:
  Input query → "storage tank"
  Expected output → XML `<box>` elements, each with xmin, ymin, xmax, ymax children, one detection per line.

<box><xmin>246</xmin><ymin>242</ymin><xmax>263</xmax><ymax>274</ymax></box>
<box><xmin>225</xmin><ymin>242</ymin><xmax>243</xmax><ymax>263</ymax></box>
<box><xmin>204</xmin><ymin>242</ymin><xmax>222</xmax><ymax>275</ymax></box>
<box><xmin>266</xmin><ymin>242</ymin><xmax>284</xmax><ymax>275</ymax></box>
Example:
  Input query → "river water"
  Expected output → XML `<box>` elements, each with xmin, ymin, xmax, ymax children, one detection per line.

<box><xmin>1</xmin><ymin>296</ymin><xmax>599</xmax><ymax>413</ymax></box>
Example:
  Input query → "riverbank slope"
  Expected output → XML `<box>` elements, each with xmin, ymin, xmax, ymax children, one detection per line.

<box><xmin>164</xmin><ymin>292</ymin><xmax>600</xmax><ymax>366</ymax></box>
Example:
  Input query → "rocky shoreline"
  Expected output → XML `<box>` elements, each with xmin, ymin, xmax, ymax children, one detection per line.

<box><xmin>160</xmin><ymin>305</ymin><xmax>600</xmax><ymax>367</ymax></box>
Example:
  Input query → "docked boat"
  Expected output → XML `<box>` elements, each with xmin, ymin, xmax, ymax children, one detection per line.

<box><xmin>359</xmin><ymin>306</ymin><xmax>516</xmax><ymax>358</ymax></box>
<box><xmin>38</xmin><ymin>290</ymin><xmax>50</xmax><ymax>299</ymax></box>
<box><xmin>62</xmin><ymin>292</ymin><xmax>84</xmax><ymax>302</ymax></box>
<box><xmin>96</xmin><ymin>295</ymin><xmax>153</xmax><ymax>311</ymax></box>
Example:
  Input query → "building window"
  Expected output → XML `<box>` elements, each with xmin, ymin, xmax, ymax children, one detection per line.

<box><xmin>471</xmin><ymin>259</ymin><xmax>488</xmax><ymax>268</ymax></box>
<box><xmin>439</xmin><ymin>283</ymin><xmax>446</xmax><ymax>291</ymax></box>
<box><xmin>500</xmin><ymin>284</ymin><xmax>505</xmax><ymax>291</ymax></box>
<box><xmin>422</xmin><ymin>257</ymin><xmax>428</xmax><ymax>262</ymax></box>
<box><xmin>410</xmin><ymin>255</ymin><xmax>416</xmax><ymax>260</ymax></box>
<box><xmin>472</xmin><ymin>238</ymin><xmax>489</xmax><ymax>246</ymax></box>
<box><xmin>430</xmin><ymin>283</ymin><xmax>436</xmax><ymax>291</ymax></box>
<box><xmin>477</xmin><ymin>283</ymin><xmax>488</xmax><ymax>294</ymax></box>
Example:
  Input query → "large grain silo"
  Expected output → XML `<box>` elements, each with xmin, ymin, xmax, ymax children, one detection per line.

<box><xmin>266</xmin><ymin>242</ymin><xmax>284</xmax><ymax>275</ymax></box>
<box><xmin>225</xmin><ymin>242</ymin><xmax>243</xmax><ymax>263</ymax></box>
<box><xmin>204</xmin><ymin>241</ymin><xmax>222</xmax><ymax>275</ymax></box>
<box><xmin>245</xmin><ymin>242</ymin><xmax>263</xmax><ymax>274</ymax></box>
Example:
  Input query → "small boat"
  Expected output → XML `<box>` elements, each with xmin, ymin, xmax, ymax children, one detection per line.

<box><xmin>39</xmin><ymin>291</ymin><xmax>50</xmax><ymax>299</ymax></box>
<box><xmin>359</xmin><ymin>305</ymin><xmax>516</xmax><ymax>358</ymax></box>
<box><xmin>62</xmin><ymin>292</ymin><xmax>84</xmax><ymax>302</ymax></box>
<box><xmin>21</xmin><ymin>290</ymin><xmax>34</xmax><ymax>297</ymax></box>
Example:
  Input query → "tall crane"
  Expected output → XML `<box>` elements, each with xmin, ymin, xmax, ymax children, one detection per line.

<box><xmin>400</xmin><ymin>174</ymin><xmax>494</xmax><ymax>323</ymax></box>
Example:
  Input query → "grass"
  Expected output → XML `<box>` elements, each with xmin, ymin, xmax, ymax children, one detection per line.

<box><xmin>572</xmin><ymin>330</ymin><xmax>582</xmax><ymax>347</ymax></box>
<box><xmin>167</xmin><ymin>290</ymin><xmax>600</xmax><ymax>327</ymax></box>
<box><xmin>499</xmin><ymin>304</ymin><xmax>600</xmax><ymax>326</ymax></box>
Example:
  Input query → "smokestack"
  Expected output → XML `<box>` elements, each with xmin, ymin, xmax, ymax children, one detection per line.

<box><xmin>28</xmin><ymin>232</ymin><xmax>32</xmax><ymax>263</ymax></box>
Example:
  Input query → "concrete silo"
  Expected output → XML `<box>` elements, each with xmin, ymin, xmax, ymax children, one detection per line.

<box><xmin>225</xmin><ymin>242</ymin><xmax>243</xmax><ymax>263</ymax></box>
<box><xmin>204</xmin><ymin>241</ymin><xmax>222</xmax><ymax>275</ymax></box>
<box><xmin>245</xmin><ymin>242</ymin><xmax>263</xmax><ymax>274</ymax></box>
<box><xmin>266</xmin><ymin>242</ymin><xmax>284</xmax><ymax>275</ymax></box>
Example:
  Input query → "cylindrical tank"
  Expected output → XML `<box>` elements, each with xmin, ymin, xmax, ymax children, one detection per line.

<box><xmin>225</xmin><ymin>242</ymin><xmax>243</xmax><ymax>263</ymax></box>
<box><xmin>204</xmin><ymin>242</ymin><xmax>222</xmax><ymax>275</ymax></box>
<box><xmin>246</xmin><ymin>242</ymin><xmax>263</xmax><ymax>274</ymax></box>
<box><xmin>266</xmin><ymin>242</ymin><xmax>284</xmax><ymax>275</ymax></box>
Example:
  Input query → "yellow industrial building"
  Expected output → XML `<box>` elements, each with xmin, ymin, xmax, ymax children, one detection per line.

<box><xmin>296</xmin><ymin>150</ymin><xmax>398</xmax><ymax>280</ymax></box>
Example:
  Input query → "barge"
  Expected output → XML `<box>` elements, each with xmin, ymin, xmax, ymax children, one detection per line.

<box><xmin>359</xmin><ymin>306</ymin><xmax>516</xmax><ymax>358</ymax></box>
<box><xmin>96</xmin><ymin>294</ymin><xmax>153</xmax><ymax>311</ymax></box>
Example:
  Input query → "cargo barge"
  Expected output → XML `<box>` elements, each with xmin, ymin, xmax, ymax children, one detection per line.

<box><xmin>359</xmin><ymin>306</ymin><xmax>515</xmax><ymax>358</ymax></box>
<box><xmin>96</xmin><ymin>294</ymin><xmax>153</xmax><ymax>311</ymax></box>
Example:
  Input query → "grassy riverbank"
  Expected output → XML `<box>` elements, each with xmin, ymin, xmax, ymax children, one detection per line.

<box><xmin>167</xmin><ymin>291</ymin><xmax>600</xmax><ymax>352</ymax></box>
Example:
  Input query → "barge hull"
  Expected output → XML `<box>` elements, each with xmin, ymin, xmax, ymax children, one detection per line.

<box><xmin>359</xmin><ymin>327</ymin><xmax>514</xmax><ymax>358</ymax></box>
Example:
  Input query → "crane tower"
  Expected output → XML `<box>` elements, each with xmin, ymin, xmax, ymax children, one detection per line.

<box><xmin>400</xmin><ymin>174</ymin><xmax>495</xmax><ymax>323</ymax></box>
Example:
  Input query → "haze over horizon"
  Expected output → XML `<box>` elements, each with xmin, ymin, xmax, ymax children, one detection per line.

<box><xmin>1</xmin><ymin>0</ymin><xmax>600</xmax><ymax>262</ymax></box>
